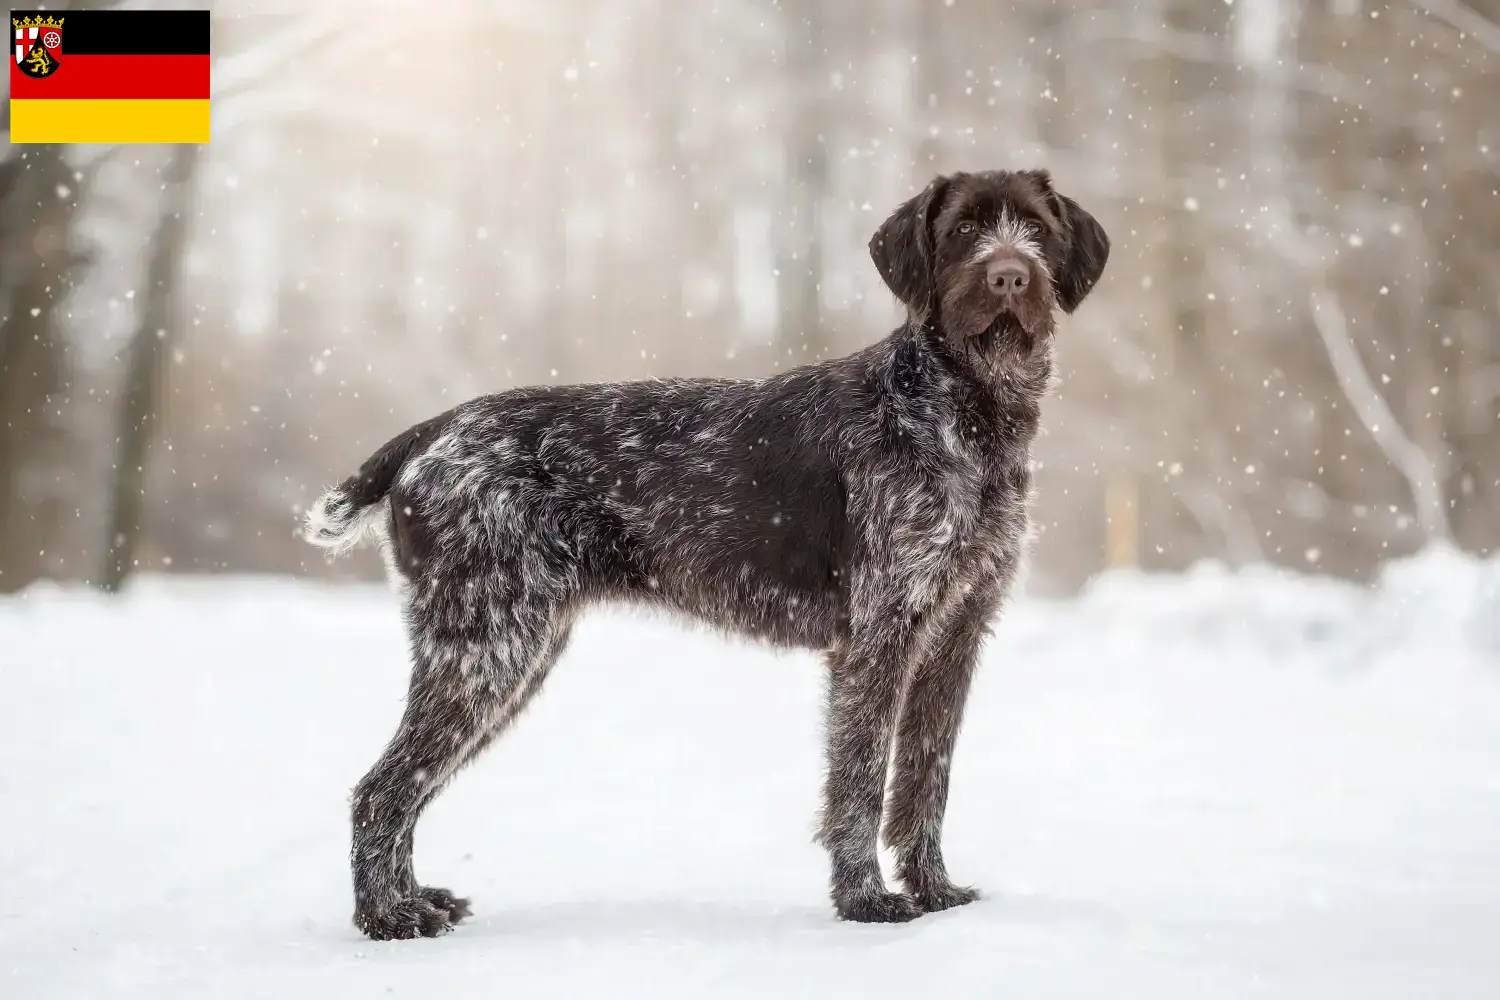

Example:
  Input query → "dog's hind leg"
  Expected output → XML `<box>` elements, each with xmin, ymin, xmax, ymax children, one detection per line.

<box><xmin>349</xmin><ymin>587</ymin><xmax>570</xmax><ymax>940</ymax></box>
<box><xmin>392</xmin><ymin>616</ymin><xmax>575</xmax><ymax>908</ymax></box>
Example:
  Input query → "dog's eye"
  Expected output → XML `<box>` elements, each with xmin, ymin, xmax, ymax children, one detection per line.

<box><xmin>957</xmin><ymin>222</ymin><xmax>976</xmax><ymax>235</ymax></box>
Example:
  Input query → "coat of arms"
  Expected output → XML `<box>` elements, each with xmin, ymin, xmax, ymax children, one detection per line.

<box><xmin>13</xmin><ymin>14</ymin><xmax>64</xmax><ymax>79</ymax></box>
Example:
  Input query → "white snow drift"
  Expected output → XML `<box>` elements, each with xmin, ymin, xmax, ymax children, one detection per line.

<box><xmin>2</xmin><ymin>547</ymin><xmax>1498</xmax><ymax>998</ymax></box>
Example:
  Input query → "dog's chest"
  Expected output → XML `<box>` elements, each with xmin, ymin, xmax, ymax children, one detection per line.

<box><xmin>875</xmin><ymin>417</ymin><xmax>1032</xmax><ymax>603</ymax></box>
<box><xmin>941</xmin><ymin>430</ymin><xmax>1032</xmax><ymax>556</ymax></box>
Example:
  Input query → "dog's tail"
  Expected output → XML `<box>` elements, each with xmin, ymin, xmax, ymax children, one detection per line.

<box><xmin>300</xmin><ymin>410</ymin><xmax>455</xmax><ymax>557</ymax></box>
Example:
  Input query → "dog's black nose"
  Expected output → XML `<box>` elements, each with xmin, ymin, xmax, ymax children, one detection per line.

<box><xmin>986</xmin><ymin>259</ymin><xmax>1030</xmax><ymax>295</ymax></box>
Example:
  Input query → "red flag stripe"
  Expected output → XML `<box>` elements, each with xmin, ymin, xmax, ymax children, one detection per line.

<box><xmin>9</xmin><ymin>54</ymin><xmax>209</xmax><ymax>100</ymax></box>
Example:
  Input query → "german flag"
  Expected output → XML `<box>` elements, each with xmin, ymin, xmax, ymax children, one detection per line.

<box><xmin>9</xmin><ymin>9</ymin><xmax>209</xmax><ymax>144</ymax></box>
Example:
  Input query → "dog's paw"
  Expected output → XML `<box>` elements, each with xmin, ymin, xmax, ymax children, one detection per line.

<box><xmin>834</xmin><ymin>890</ymin><xmax>924</xmax><ymax>924</ymax></box>
<box><xmin>415</xmin><ymin>885</ymin><xmax>472</xmax><ymax>921</ymax></box>
<box><xmin>911</xmin><ymin>881</ymin><xmax>981</xmax><ymax>913</ymax></box>
<box><xmin>355</xmin><ymin>887</ymin><xmax>471</xmax><ymax>941</ymax></box>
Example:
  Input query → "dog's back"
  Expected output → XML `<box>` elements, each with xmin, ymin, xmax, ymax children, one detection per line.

<box><xmin>306</xmin><ymin>357</ymin><xmax>873</xmax><ymax>647</ymax></box>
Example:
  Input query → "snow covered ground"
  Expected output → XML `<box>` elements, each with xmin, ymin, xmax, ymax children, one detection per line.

<box><xmin>3</xmin><ymin>548</ymin><xmax>1499</xmax><ymax>998</ymax></box>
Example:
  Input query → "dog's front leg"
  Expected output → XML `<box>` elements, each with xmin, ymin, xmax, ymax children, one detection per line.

<box><xmin>882</xmin><ymin>579</ymin><xmax>1001</xmax><ymax>913</ymax></box>
<box><xmin>819</xmin><ymin>608</ymin><xmax>926</xmax><ymax>924</ymax></box>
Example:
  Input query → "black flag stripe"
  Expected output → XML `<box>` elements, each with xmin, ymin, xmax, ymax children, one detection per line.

<box><xmin>11</xmin><ymin>9</ymin><xmax>210</xmax><ymax>55</ymax></box>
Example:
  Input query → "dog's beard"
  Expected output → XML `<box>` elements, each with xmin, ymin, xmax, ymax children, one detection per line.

<box><xmin>954</xmin><ymin>304</ymin><xmax>1053</xmax><ymax>370</ymax></box>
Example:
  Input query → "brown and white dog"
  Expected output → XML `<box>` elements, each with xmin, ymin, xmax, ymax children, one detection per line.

<box><xmin>304</xmin><ymin>169</ymin><xmax>1109</xmax><ymax>939</ymax></box>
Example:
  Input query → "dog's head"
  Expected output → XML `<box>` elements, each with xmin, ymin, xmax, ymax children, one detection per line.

<box><xmin>869</xmin><ymin>169</ymin><xmax>1109</xmax><ymax>358</ymax></box>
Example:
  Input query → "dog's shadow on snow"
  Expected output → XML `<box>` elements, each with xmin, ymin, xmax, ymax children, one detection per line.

<box><xmin>460</xmin><ymin>893</ymin><xmax>1128</xmax><ymax>948</ymax></box>
<box><xmin>471</xmin><ymin>899</ymin><xmax>841</xmax><ymax>946</ymax></box>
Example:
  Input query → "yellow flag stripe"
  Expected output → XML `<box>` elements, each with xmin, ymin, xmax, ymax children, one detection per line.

<box><xmin>9</xmin><ymin>99</ymin><xmax>209</xmax><ymax>144</ymax></box>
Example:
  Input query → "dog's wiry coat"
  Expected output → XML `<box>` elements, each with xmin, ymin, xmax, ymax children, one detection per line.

<box><xmin>304</xmin><ymin>168</ymin><xmax>1109</xmax><ymax>939</ymax></box>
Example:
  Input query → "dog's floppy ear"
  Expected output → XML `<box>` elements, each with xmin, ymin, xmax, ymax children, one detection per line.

<box><xmin>869</xmin><ymin>175</ymin><xmax>951</xmax><ymax>320</ymax></box>
<box><xmin>1048</xmin><ymin>189</ymin><xmax>1110</xmax><ymax>313</ymax></box>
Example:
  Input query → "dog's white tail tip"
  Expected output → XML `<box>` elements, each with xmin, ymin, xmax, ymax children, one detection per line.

<box><xmin>301</xmin><ymin>487</ymin><xmax>384</xmax><ymax>557</ymax></box>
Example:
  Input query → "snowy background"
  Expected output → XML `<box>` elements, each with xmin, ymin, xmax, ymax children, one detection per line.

<box><xmin>1</xmin><ymin>0</ymin><xmax>1498</xmax><ymax>592</ymax></box>
<box><xmin>3</xmin><ymin>0</ymin><xmax>1500</xmax><ymax>996</ymax></box>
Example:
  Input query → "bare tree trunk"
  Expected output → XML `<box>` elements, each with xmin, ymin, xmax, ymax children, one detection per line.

<box><xmin>1125</xmin><ymin>0</ymin><xmax>1183</xmax><ymax>571</ymax></box>
<box><xmin>0</xmin><ymin>143</ymin><xmax>83</xmax><ymax>592</ymax></box>
<box><xmin>777</xmin><ymin>1</ymin><xmax>830</xmax><ymax>365</ymax></box>
<box><xmin>1145</xmin><ymin>0</ymin><xmax>1264</xmax><ymax>569</ymax></box>
<box><xmin>912</xmin><ymin>0</ymin><xmax>944</xmax><ymax>171</ymax></box>
<box><xmin>649</xmin><ymin>0</ymin><xmax>686</xmax><ymax>342</ymax></box>
<box><xmin>100</xmin><ymin>144</ymin><xmax>201</xmax><ymax>593</ymax></box>
<box><xmin>451</xmin><ymin>6</ymin><xmax>503</xmax><ymax>391</ymax></box>
<box><xmin>530</xmin><ymin>4</ymin><xmax>576</xmax><ymax>383</ymax></box>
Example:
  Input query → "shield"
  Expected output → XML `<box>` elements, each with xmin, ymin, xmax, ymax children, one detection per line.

<box><xmin>13</xmin><ymin>17</ymin><xmax>63</xmax><ymax>79</ymax></box>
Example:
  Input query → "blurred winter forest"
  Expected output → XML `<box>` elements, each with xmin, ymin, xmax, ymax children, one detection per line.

<box><xmin>1</xmin><ymin>0</ymin><xmax>1498</xmax><ymax>596</ymax></box>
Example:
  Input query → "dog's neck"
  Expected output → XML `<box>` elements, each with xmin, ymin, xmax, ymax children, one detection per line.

<box><xmin>887</xmin><ymin>318</ymin><xmax>1053</xmax><ymax>463</ymax></box>
<box><xmin>911</xmin><ymin>316</ymin><xmax>1056</xmax><ymax>402</ymax></box>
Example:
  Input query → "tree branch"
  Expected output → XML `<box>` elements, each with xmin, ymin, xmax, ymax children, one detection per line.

<box><xmin>1307</xmin><ymin>288</ymin><xmax>1452</xmax><ymax>542</ymax></box>
<box><xmin>1411</xmin><ymin>0</ymin><xmax>1500</xmax><ymax>57</ymax></box>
